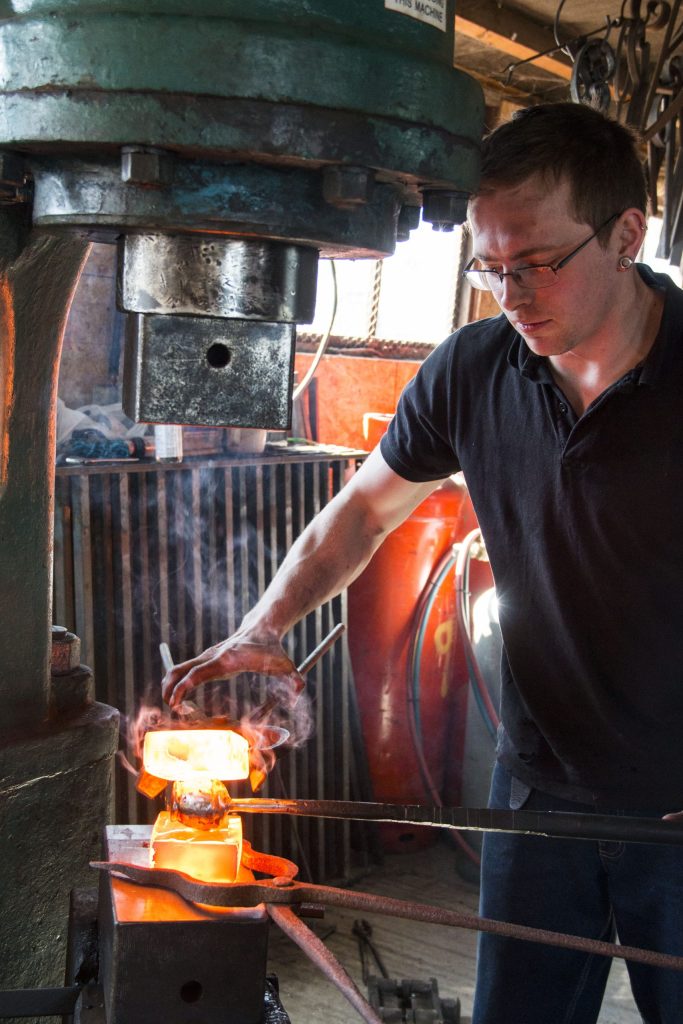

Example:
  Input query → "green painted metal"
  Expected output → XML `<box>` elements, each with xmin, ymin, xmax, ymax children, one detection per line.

<box><xmin>0</xmin><ymin>1</ymin><xmax>483</xmax><ymax>195</ymax></box>
<box><xmin>0</xmin><ymin>12</ymin><xmax>471</xmax><ymax>129</ymax></box>
<box><xmin>6</xmin><ymin>0</ymin><xmax>455</xmax><ymax>62</ymax></box>
<box><xmin>0</xmin><ymin>217</ymin><xmax>90</xmax><ymax>725</ymax></box>
<box><xmin>3</xmin><ymin>94</ymin><xmax>480</xmax><ymax>194</ymax></box>
<box><xmin>0</xmin><ymin>704</ymin><xmax>119</xmax><ymax>1002</ymax></box>
<box><xmin>0</xmin><ymin>214</ymin><xmax>118</xmax><ymax>1009</ymax></box>
<box><xmin>30</xmin><ymin>156</ymin><xmax>404</xmax><ymax>256</ymax></box>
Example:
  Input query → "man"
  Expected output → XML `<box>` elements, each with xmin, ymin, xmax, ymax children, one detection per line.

<box><xmin>163</xmin><ymin>103</ymin><xmax>683</xmax><ymax>1022</ymax></box>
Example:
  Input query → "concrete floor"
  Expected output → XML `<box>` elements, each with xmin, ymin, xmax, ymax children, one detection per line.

<box><xmin>267</xmin><ymin>839</ymin><xmax>642</xmax><ymax>1023</ymax></box>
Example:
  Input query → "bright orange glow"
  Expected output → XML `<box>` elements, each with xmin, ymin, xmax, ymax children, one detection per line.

<box><xmin>171</xmin><ymin>778</ymin><xmax>230</xmax><ymax>829</ymax></box>
<box><xmin>150</xmin><ymin>811</ymin><xmax>243</xmax><ymax>883</ymax></box>
<box><xmin>143</xmin><ymin>729</ymin><xmax>249</xmax><ymax>782</ymax></box>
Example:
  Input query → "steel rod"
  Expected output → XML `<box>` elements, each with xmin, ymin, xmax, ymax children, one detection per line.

<box><xmin>229</xmin><ymin>797</ymin><xmax>683</xmax><ymax>847</ymax></box>
<box><xmin>93</xmin><ymin>861</ymin><xmax>683</xmax><ymax>975</ymax></box>
<box><xmin>251</xmin><ymin>622</ymin><xmax>346</xmax><ymax>725</ymax></box>
<box><xmin>267</xmin><ymin>904</ymin><xmax>383</xmax><ymax>1024</ymax></box>
<box><xmin>159</xmin><ymin>641</ymin><xmax>174</xmax><ymax>674</ymax></box>
<box><xmin>285</xmin><ymin>886</ymin><xmax>683</xmax><ymax>975</ymax></box>
<box><xmin>297</xmin><ymin>622</ymin><xmax>346</xmax><ymax>675</ymax></box>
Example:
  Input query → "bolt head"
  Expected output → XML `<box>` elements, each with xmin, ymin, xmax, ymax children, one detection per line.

<box><xmin>121</xmin><ymin>147</ymin><xmax>173</xmax><ymax>187</ymax></box>
<box><xmin>397</xmin><ymin>204</ymin><xmax>421</xmax><ymax>242</ymax></box>
<box><xmin>323</xmin><ymin>165</ymin><xmax>374</xmax><ymax>209</ymax></box>
<box><xmin>421</xmin><ymin>190</ymin><xmax>470</xmax><ymax>230</ymax></box>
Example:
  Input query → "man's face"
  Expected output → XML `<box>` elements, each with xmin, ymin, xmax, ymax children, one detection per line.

<box><xmin>467</xmin><ymin>175</ymin><xmax>620</xmax><ymax>359</ymax></box>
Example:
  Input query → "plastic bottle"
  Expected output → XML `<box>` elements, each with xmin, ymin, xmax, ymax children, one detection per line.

<box><xmin>154</xmin><ymin>424</ymin><xmax>183</xmax><ymax>462</ymax></box>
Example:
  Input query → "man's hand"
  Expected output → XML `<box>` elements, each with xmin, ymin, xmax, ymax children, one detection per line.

<box><xmin>662</xmin><ymin>810</ymin><xmax>683</xmax><ymax>822</ymax></box>
<box><xmin>162</xmin><ymin>632</ymin><xmax>303</xmax><ymax>708</ymax></box>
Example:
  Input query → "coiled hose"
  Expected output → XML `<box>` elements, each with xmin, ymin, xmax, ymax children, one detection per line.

<box><xmin>406</xmin><ymin>529</ymin><xmax>500</xmax><ymax>867</ymax></box>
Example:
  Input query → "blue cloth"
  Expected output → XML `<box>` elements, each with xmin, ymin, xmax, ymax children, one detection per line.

<box><xmin>472</xmin><ymin>763</ymin><xmax>683</xmax><ymax>1023</ymax></box>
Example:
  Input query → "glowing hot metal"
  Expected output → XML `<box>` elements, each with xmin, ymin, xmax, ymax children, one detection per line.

<box><xmin>142</xmin><ymin>729</ymin><xmax>249</xmax><ymax>883</ymax></box>
<box><xmin>142</xmin><ymin>625</ymin><xmax>346</xmax><ymax>886</ymax></box>
<box><xmin>142</xmin><ymin>728</ymin><xmax>249</xmax><ymax>781</ymax></box>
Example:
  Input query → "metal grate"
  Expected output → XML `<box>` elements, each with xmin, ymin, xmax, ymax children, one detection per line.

<box><xmin>54</xmin><ymin>452</ymin><xmax>371</xmax><ymax>883</ymax></box>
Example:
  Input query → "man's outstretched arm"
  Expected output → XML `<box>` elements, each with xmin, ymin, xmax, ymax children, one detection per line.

<box><xmin>162</xmin><ymin>446</ymin><xmax>444</xmax><ymax>706</ymax></box>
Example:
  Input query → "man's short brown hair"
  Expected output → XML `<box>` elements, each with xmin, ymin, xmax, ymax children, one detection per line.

<box><xmin>476</xmin><ymin>103</ymin><xmax>648</xmax><ymax>242</ymax></box>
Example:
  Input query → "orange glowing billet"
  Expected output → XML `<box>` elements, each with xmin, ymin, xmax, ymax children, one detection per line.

<box><xmin>142</xmin><ymin>729</ymin><xmax>249</xmax><ymax>782</ymax></box>
<box><xmin>150</xmin><ymin>811</ymin><xmax>243</xmax><ymax>883</ymax></box>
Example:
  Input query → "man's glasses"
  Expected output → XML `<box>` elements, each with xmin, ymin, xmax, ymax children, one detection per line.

<box><xmin>462</xmin><ymin>213</ymin><xmax>620</xmax><ymax>292</ymax></box>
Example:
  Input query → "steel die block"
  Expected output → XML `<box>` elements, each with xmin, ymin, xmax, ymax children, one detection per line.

<box><xmin>122</xmin><ymin>314</ymin><xmax>295</xmax><ymax>429</ymax></box>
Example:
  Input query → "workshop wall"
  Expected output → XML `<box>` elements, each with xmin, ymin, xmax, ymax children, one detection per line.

<box><xmin>294</xmin><ymin>352</ymin><xmax>421</xmax><ymax>451</ymax></box>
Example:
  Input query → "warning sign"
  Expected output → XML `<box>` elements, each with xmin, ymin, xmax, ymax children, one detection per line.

<box><xmin>384</xmin><ymin>0</ymin><xmax>447</xmax><ymax>32</ymax></box>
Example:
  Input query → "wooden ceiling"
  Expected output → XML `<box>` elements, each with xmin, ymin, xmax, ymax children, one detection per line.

<box><xmin>453</xmin><ymin>2</ymin><xmax>683</xmax><ymax>258</ymax></box>
<box><xmin>454</xmin><ymin>0</ymin><xmax>680</xmax><ymax>113</ymax></box>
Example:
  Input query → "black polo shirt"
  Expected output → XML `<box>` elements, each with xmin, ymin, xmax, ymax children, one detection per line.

<box><xmin>381</xmin><ymin>265</ymin><xmax>683</xmax><ymax>810</ymax></box>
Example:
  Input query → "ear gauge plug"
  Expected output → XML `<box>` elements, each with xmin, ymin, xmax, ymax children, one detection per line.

<box><xmin>618</xmin><ymin>255</ymin><xmax>634</xmax><ymax>270</ymax></box>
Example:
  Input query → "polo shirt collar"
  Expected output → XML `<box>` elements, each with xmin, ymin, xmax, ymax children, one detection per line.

<box><xmin>637</xmin><ymin>263</ymin><xmax>683</xmax><ymax>385</ymax></box>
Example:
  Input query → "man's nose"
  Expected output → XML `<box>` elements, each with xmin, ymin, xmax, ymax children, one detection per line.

<box><xmin>495</xmin><ymin>274</ymin><xmax>533</xmax><ymax>312</ymax></box>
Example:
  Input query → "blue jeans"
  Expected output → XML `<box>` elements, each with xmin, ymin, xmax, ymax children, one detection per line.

<box><xmin>472</xmin><ymin>762</ymin><xmax>683</xmax><ymax>1024</ymax></box>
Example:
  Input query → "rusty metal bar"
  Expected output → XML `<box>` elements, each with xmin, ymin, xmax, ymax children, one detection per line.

<box><xmin>302</xmin><ymin>886</ymin><xmax>683</xmax><ymax>975</ymax></box>
<box><xmin>92</xmin><ymin>862</ymin><xmax>683</xmax><ymax>975</ymax></box>
<box><xmin>229</xmin><ymin>797</ymin><xmax>683</xmax><ymax>847</ymax></box>
<box><xmin>266</xmin><ymin>904</ymin><xmax>383</xmax><ymax>1024</ymax></box>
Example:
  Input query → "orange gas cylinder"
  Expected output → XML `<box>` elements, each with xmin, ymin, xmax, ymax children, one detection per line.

<box><xmin>348</xmin><ymin>464</ymin><xmax>469</xmax><ymax>852</ymax></box>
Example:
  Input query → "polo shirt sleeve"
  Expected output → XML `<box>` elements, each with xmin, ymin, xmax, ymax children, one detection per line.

<box><xmin>380</xmin><ymin>334</ymin><xmax>461</xmax><ymax>483</ymax></box>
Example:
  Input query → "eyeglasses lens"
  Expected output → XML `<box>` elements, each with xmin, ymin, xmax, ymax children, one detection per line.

<box><xmin>465</xmin><ymin>265</ymin><xmax>558</xmax><ymax>292</ymax></box>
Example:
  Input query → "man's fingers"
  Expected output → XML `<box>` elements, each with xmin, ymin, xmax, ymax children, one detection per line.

<box><xmin>162</xmin><ymin>654</ymin><xmax>224</xmax><ymax>706</ymax></box>
<box><xmin>161</xmin><ymin>642</ymin><xmax>301</xmax><ymax>707</ymax></box>
<box><xmin>662</xmin><ymin>810</ymin><xmax>683</xmax><ymax>822</ymax></box>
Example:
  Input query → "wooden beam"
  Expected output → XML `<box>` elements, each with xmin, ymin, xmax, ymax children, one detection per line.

<box><xmin>455</xmin><ymin>0</ymin><xmax>574</xmax><ymax>82</ymax></box>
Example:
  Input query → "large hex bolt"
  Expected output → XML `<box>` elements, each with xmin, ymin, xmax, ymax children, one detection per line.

<box><xmin>121</xmin><ymin>146</ymin><xmax>174</xmax><ymax>188</ymax></box>
<box><xmin>322</xmin><ymin>165</ymin><xmax>374</xmax><ymax>209</ymax></box>
<box><xmin>397</xmin><ymin>204</ymin><xmax>421</xmax><ymax>242</ymax></box>
<box><xmin>50</xmin><ymin>626</ymin><xmax>94</xmax><ymax>713</ymax></box>
<box><xmin>421</xmin><ymin>190</ymin><xmax>470</xmax><ymax>231</ymax></box>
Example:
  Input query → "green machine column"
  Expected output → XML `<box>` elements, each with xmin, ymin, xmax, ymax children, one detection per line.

<box><xmin>0</xmin><ymin>203</ymin><xmax>120</xmax><ymax>1007</ymax></box>
<box><xmin>0</xmin><ymin>1</ymin><xmax>482</xmax><ymax>204</ymax></box>
<box><xmin>0</xmin><ymin>0</ymin><xmax>484</xmax><ymax>1001</ymax></box>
